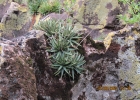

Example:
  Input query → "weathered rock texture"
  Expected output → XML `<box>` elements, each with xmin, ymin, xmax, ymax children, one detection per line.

<box><xmin>0</xmin><ymin>38</ymin><xmax>37</xmax><ymax>99</ymax></box>
<box><xmin>1</xmin><ymin>25</ymin><xmax>140</xmax><ymax>100</ymax></box>
<box><xmin>71</xmin><ymin>27</ymin><xmax>140</xmax><ymax>100</ymax></box>
<box><xmin>24</xmin><ymin>30</ymin><xmax>72</xmax><ymax>100</ymax></box>
<box><xmin>0</xmin><ymin>30</ymin><xmax>74</xmax><ymax>100</ymax></box>
<box><xmin>73</xmin><ymin>0</ymin><xmax>126</xmax><ymax>50</ymax></box>
<box><xmin>0</xmin><ymin>1</ymin><xmax>30</xmax><ymax>39</ymax></box>
<box><xmin>74</xmin><ymin>0</ymin><xmax>119</xmax><ymax>28</ymax></box>
<box><xmin>0</xmin><ymin>0</ymin><xmax>140</xmax><ymax>100</ymax></box>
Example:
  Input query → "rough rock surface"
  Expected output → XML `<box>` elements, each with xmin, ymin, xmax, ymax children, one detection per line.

<box><xmin>0</xmin><ymin>1</ymin><xmax>30</xmax><ymax>39</ymax></box>
<box><xmin>72</xmin><ymin>0</ymin><xmax>127</xmax><ymax>51</ymax></box>
<box><xmin>0</xmin><ymin>0</ymin><xmax>140</xmax><ymax>100</ymax></box>
<box><xmin>0</xmin><ymin>0</ymin><xmax>10</xmax><ymax>21</ymax></box>
<box><xmin>1</xmin><ymin>26</ymin><xmax>140</xmax><ymax>100</ymax></box>
<box><xmin>71</xmin><ymin>27</ymin><xmax>140</xmax><ymax>100</ymax></box>
<box><xmin>74</xmin><ymin>0</ymin><xmax>119</xmax><ymax>28</ymax></box>
<box><xmin>0</xmin><ymin>37</ymin><xmax>37</xmax><ymax>99</ymax></box>
<box><xmin>0</xmin><ymin>30</ymin><xmax>74</xmax><ymax>100</ymax></box>
<box><xmin>25</xmin><ymin>31</ymin><xmax>72</xmax><ymax>100</ymax></box>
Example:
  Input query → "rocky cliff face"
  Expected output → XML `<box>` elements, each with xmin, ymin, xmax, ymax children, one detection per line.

<box><xmin>0</xmin><ymin>0</ymin><xmax>140</xmax><ymax>100</ymax></box>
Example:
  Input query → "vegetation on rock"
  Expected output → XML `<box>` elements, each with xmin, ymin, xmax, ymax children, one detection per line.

<box><xmin>34</xmin><ymin>19</ymin><xmax>59</xmax><ymax>37</ymax></box>
<box><xmin>27</xmin><ymin>0</ymin><xmax>60</xmax><ymax>15</ymax></box>
<box><xmin>27</xmin><ymin>0</ymin><xmax>43</xmax><ymax>15</ymax></box>
<box><xmin>27</xmin><ymin>0</ymin><xmax>76</xmax><ymax>16</ymax></box>
<box><xmin>118</xmin><ymin>0</ymin><xmax>140</xmax><ymax>24</ymax></box>
<box><xmin>52</xmin><ymin>52</ymin><xmax>85</xmax><ymax>79</ymax></box>
<box><xmin>34</xmin><ymin>19</ymin><xmax>85</xmax><ymax>80</ymax></box>
<box><xmin>38</xmin><ymin>1</ymin><xmax>60</xmax><ymax>15</ymax></box>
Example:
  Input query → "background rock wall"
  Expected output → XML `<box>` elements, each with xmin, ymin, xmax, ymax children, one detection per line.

<box><xmin>0</xmin><ymin>1</ymin><xmax>31</xmax><ymax>39</ymax></box>
<box><xmin>74</xmin><ymin>0</ymin><xmax>119</xmax><ymax>28</ymax></box>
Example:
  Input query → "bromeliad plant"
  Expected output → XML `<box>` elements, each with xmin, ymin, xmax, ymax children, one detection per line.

<box><xmin>34</xmin><ymin>20</ymin><xmax>60</xmax><ymax>37</ymax></box>
<box><xmin>48</xmin><ymin>36</ymin><xmax>71</xmax><ymax>53</ymax></box>
<box><xmin>34</xmin><ymin>19</ymin><xmax>85</xmax><ymax>80</ymax></box>
<box><xmin>52</xmin><ymin>52</ymin><xmax>85</xmax><ymax>79</ymax></box>
<box><xmin>118</xmin><ymin>0</ymin><xmax>140</xmax><ymax>24</ymax></box>
<box><xmin>60</xmin><ymin>24</ymin><xmax>82</xmax><ymax>48</ymax></box>
<box><xmin>34</xmin><ymin>19</ymin><xmax>82</xmax><ymax>47</ymax></box>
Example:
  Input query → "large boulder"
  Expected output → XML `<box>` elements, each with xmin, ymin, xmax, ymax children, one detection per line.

<box><xmin>71</xmin><ymin>27</ymin><xmax>140</xmax><ymax>100</ymax></box>
<box><xmin>74</xmin><ymin>0</ymin><xmax>119</xmax><ymax>28</ymax></box>
<box><xmin>24</xmin><ymin>30</ymin><xmax>73</xmax><ymax>100</ymax></box>
<box><xmin>0</xmin><ymin>38</ymin><xmax>37</xmax><ymax>99</ymax></box>
<box><xmin>0</xmin><ymin>29</ymin><xmax>74</xmax><ymax>100</ymax></box>
<box><xmin>72</xmin><ymin>0</ymin><xmax>127</xmax><ymax>51</ymax></box>
<box><xmin>0</xmin><ymin>1</ymin><xmax>31</xmax><ymax>39</ymax></box>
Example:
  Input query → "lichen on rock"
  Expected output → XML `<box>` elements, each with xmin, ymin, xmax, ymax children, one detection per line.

<box><xmin>0</xmin><ymin>0</ymin><xmax>140</xmax><ymax>100</ymax></box>
<box><xmin>0</xmin><ymin>38</ymin><xmax>37</xmax><ymax>100</ymax></box>
<box><xmin>70</xmin><ymin>26</ymin><xmax>140</xmax><ymax>100</ymax></box>
<box><xmin>74</xmin><ymin>0</ymin><xmax>118</xmax><ymax>28</ymax></box>
<box><xmin>0</xmin><ymin>1</ymin><xmax>30</xmax><ymax>39</ymax></box>
<box><xmin>116</xmin><ymin>29</ymin><xmax>140</xmax><ymax>100</ymax></box>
